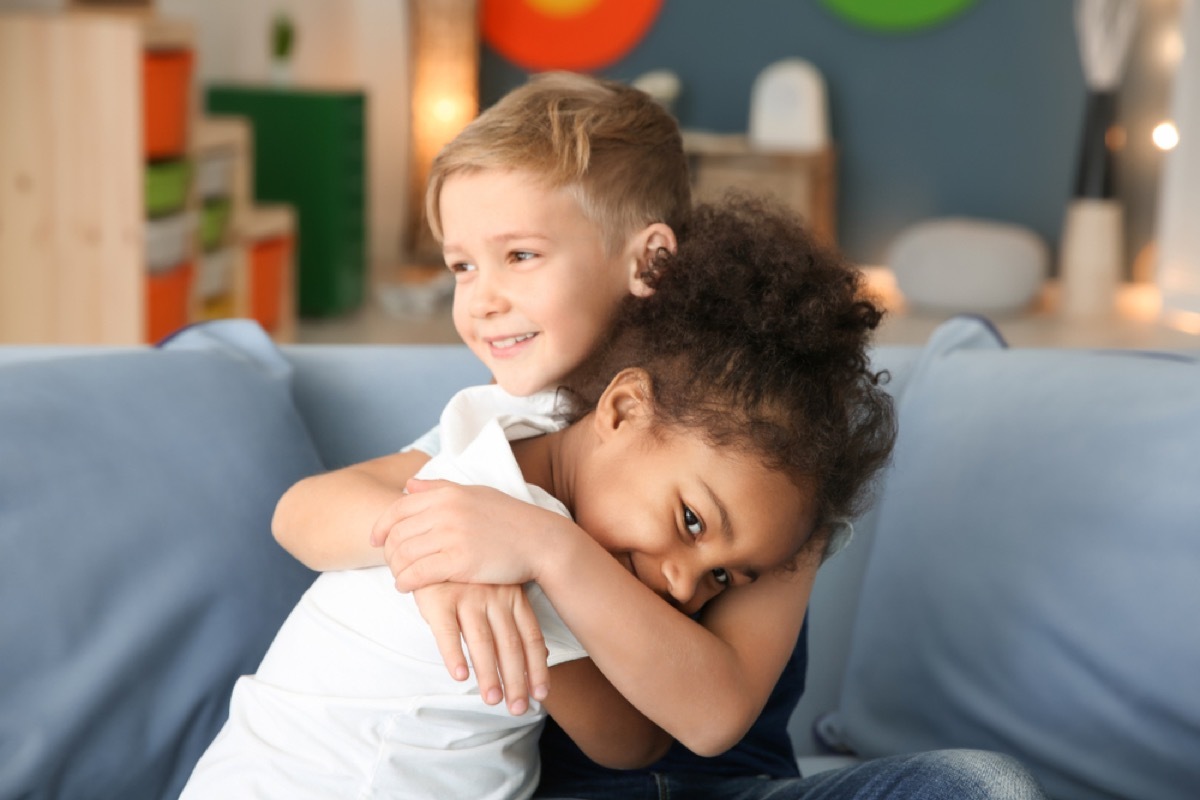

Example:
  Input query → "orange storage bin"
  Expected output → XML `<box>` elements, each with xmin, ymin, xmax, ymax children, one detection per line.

<box><xmin>146</xmin><ymin>260</ymin><xmax>194</xmax><ymax>343</ymax></box>
<box><xmin>250</xmin><ymin>235</ymin><xmax>292</xmax><ymax>333</ymax></box>
<box><xmin>142</xmin><ymin>49</ymin><xmax>194</xmax><ymax>159</ymax></box>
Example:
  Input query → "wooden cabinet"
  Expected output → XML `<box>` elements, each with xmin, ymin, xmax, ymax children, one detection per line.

<box><xmin>190</xmin><ymin>116</ymin><xmax>297</xmax><ymax>342</ymax></box>
<box><xmin>0</xmin><ymin>11</ymin><xmax>296</xmax><ymax>344</ymax></box>
<box><xmin>0</xmin><ymin>11</ymin><xmax>192</xmax><ymax>344</ymax></box>
<box><xmin>683</xmin><ymin>132</ymin><xmax>837</xmax><ymax>247</ymax></box>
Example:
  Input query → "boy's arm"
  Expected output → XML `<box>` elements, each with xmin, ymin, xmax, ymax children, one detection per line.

<box><xmin>273</xmin><ymin>450</ymin><xmax>431</xmax><ymax>570</ymax></box>
<box><xmin>275</xmin><ymin>452</ymin><xmax>555</xmax><ymax>713</ymax></box>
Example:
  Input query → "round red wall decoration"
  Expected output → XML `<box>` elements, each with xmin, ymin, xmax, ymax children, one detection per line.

<box><xmin>482</xmin><ymin>0</ymin><xmax>664</xmax><ymax>72</ymax></box>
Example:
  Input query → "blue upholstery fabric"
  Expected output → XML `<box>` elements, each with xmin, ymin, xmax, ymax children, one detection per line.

<box><xmin>0</xmin><ymin>321</ymin><xmax>321</xmax><ymax>799</ymax></box>
<box><xmin>835</xmin><ymin>316</ymin><xmax>1200</xmax><ymax>800</ymax></box>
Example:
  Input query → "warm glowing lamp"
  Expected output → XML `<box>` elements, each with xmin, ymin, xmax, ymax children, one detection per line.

<box><xmin>1156</xmin><ymin>1</ymin><xmax>1200</xmax><ymax>329</ymax></box>
<box><xmin>407</xmin><ymin>0</ymin><xmax>479</xmax><ymax>263</ymax></box>
<box><xmin>1153</xmin><ymin>120</ymin><xmax>1180</xmax><ymax>150</ymax></box>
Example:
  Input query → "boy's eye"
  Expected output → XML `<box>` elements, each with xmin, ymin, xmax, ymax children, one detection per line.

<box><xmin>511</xmin><ymin>250</ymin><xmax>536</xmax><ymax>262</ymax></box>
<box><xmin>683</xmin><ymin>505</ymin><xmax>703</xmax><ymax>536</ymax></box>
<box><xmin>711</xmin><ymin>568</ymin><xmax>730</xmax><ymax>587</ymax></box>
<box><xmin>446</xmin><ymin>261</ymin><xmax>475</xmax><ymax>274</ymax></box>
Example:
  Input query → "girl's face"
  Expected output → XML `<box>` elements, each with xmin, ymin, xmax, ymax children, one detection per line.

<box><xmin>567</xmin><ymin>388</ymin><xmax>816</xmax><ymax>615</ymax></box>
<box><xmin>439</xmin><ymin>168</ymin><xmax>644</xmax><ymax>397</ymax></box>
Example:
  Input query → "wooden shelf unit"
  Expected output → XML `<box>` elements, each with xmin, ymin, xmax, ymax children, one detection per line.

<box><xmin>683</xmin><ymin>131</ymin><xmax>837</xmax><ymax>247</ymax></box>
<box><xmin>0</xmin><ymin>11</ymin><xmax>295</xmax><ymax>344</ymax></box>
<box><xmin>193</xmin><ymin>116</ymin><xmax>297</xmax><ymax>341</ymax></box>
<box><xmin>2</xmin><ymin>11</ymin><xmax>153</xmax><ymax>344</ymax></box>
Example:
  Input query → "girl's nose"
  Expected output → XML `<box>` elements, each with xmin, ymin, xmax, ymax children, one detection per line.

<box><xmin>661</xmin><ymin>559</ymin><xmax>711</xmax><ymax>616</ymax></box>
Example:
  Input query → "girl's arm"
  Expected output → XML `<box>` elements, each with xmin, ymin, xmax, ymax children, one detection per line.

<box><xmin>541</xmin><ymin>658</ymin><xmax>674</xmax><ymax>768</ymax></box>
<box><xmin>272</xmin><ymin>450</ymin><xmax>430</xmax><ymax>570</ymax></box>
<box><xmin>541</xmin><ymin>531</ymin><xmax>816</xmax><ymax>758</ymax></box>
<box><xmin>385</xmin><ymin>479</ymin><xmax>818</xmax><ymax>757</ymax></box>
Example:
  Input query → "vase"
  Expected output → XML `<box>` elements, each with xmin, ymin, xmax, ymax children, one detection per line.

<box><xmin>1060</xmin><ymin>88</ymin><xmax>1124</xmax><ymax>317</ymax></box>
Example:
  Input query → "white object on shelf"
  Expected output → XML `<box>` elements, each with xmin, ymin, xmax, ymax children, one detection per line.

<box><xmin>889</xmin><ymin>217</ymin><xmax>1049</xmax><ymax>316</ymax></box>
<box><xmin>632</xmin><ymin>69</ymin><xmax>682</xmax><ymax>113</ymax></box>
<box><xmin>748</xmin><ymin>58</ymin><xmax>828</xmax><ymax>152</ymax></box>
<box><xmin>197</xmin><ymin>247</ymin><xmax>236</xmax><ymax>299</ymax></box>
<box><xmin>1060</xmin><ymin>198</ymin><xmax>1123</xmax><ymax>317</ymax></box>
<box><xmin>195</xmin><ymin>147</ymin><xmax>236</xmax><ymax>200</ymax></box>
<box><xmin>144</xmin><ymin>212</ymin><xmax>196</xmax><ymax>273</ymax></box>
<box><xmin>377</xmin><ymin>270</ymin><xmax>454</xmax><ymax>318</ymax></box>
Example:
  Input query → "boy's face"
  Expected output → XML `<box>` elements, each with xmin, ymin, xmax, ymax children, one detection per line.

<box><xmin>570</xmin><ymin>413</ymin><xmax>815</xmax><ymax>615</ymax></box>
<box><xmin>439</xmin><ymin>169</ymin><xmax>641</xmax><ymax>396</ymax></box>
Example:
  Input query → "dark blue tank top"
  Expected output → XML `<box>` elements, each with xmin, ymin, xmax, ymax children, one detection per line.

<box><xmin>537</xmin><ymin>615</ymin><xmax>807</xmax><ymax>788</ymax></box>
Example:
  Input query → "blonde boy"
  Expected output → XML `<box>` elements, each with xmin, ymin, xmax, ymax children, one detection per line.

<box><xmin>274</xmin><ymin>72</ymin><xmax>690</xmax><ymax>721</ymax></box>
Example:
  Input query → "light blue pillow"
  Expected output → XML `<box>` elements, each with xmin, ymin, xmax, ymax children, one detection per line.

<box><xmin>0</xmin><ymin>321</ymin><xmax>322</xmax><ymax>799</ymax></box>
<box><xmin>834</xmin><ymin>316</ymin><xmax>1200</xmax><ymax>800</ymax></box>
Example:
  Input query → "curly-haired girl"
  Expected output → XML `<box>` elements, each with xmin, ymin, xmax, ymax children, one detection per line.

<box><xmin>180</xmin><ymin>196</ymin><xmax>900</xmax><ymax>798</ymax></box>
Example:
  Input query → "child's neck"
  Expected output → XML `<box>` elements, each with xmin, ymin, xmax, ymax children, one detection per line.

<box><xmin>509</xmin><ymin>418</ymin><xmax>590</xmax><ymax>519</ymax></box>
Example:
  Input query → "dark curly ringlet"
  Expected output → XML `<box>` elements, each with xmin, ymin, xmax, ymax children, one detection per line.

<box><xmin>560</xmin><ymin>194</ymin><xmax>897</xmax><ymax>557</ymax></box>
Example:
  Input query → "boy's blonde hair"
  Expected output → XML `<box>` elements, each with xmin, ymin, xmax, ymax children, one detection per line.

<box><xmin>425</xmin><ymin>72</ymin><xmax>691</xmax><ymax>255</ymax></box>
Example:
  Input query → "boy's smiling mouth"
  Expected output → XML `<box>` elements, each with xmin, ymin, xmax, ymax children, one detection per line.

<box><xmin>485</xmin><ymin>332</ymin><xmax>539</xmax><ymax>352</ymax></box>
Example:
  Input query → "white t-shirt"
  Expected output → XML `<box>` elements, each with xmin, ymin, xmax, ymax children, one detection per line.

<box><xmin>181</xmin><ymin>386</ymin><xmax>586</xmax><ymax>800</ymax></box>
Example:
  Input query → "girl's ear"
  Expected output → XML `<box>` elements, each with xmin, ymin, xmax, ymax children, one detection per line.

<box><xmin>627</xmin><ymin>223</ymin><xmax>677</xmax><ymax>298</ymax></box>
<box><xmin>593</xmin><ymin>368</ymin><xmax>654</xmax><ymax>440</ymax></box>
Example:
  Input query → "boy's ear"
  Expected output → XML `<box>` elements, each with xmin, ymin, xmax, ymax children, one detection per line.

<box><xmin>593</xmin><ymin>368</ymin><xmax>654</xmax><ymax>440</ymax></box>
<box><xmin>627</xmin><ymin>223</ymin><xmax>677</xmax><ymax>298</ymax></box>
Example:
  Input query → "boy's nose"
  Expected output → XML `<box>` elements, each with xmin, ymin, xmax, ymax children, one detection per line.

<box><xmin>468</xmin><ymin>270</ymin><xmax>509</xmax><ymax>318</ymax></box>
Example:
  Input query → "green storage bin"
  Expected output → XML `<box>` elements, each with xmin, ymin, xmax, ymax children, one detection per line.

<box><xmin>205</xmin><ymin>85</ymin><xmax>367</xmax><ymax>317</ymax></box>
<box><xmin>145</xmin><ymin>159</ymin><xmax>191</xmax><ymax>218</ymax></box>
<box><xmin>200</xmin><ymin>197</ymin><xmax>232</xmax><ymax>252</ymax></box>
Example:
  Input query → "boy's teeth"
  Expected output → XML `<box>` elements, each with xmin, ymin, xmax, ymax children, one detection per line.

<box><xmin>493</xmin><ymin>333</ymin><xmax>535</xmax><ymax>349</ymax></box>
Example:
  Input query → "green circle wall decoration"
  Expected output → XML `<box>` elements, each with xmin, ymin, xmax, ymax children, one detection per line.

<box><xmin>821</xmin><ymin>0</ymin><xmax>979</xmax><ymax>33</ymax></box>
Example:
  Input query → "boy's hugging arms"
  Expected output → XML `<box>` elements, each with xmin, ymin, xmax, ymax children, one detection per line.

<box><xmin>272</xmin><ymin>447</ymin><xmax>431</xmax><ymax>571</ymax></box>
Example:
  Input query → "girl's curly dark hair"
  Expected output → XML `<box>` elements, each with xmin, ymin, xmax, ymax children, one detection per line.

<box><xmin>561</xmin><ymin>195</ymin><xmax>897</xmax><ymax>554</ymax></box>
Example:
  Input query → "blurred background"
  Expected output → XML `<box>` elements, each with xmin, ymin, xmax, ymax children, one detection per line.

<box><xmin>2</xmin><ymin>0</ymin><xmax>1197</xmax><ymax>348</ymax></box>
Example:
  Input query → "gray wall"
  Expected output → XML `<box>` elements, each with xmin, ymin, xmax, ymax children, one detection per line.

<box><xmin>481</xmin><ymin>0</ymin><xmax>1173</xmax><ymax>273</ymax></box>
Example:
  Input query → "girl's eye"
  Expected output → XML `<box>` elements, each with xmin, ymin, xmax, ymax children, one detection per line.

<box><xmin>683</xmin><ymin>505</ymin><xmax>703</xmax><ymax>536</ymax></box>
<box><xmin>446</xmin><ymin>261</ymin><xmax>475</xmax><ymax>274</ymax></box>
<box><xmin>712</xmin><ymin>568</ymin><xmax>730</xmax><ymax>587</ymax></box>
<box><xmin>511</xmin><ymin>250</ymin><xmax>536</xmax><ymax>262</ymax></box>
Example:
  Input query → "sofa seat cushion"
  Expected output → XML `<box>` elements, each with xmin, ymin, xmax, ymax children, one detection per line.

<box><xmin>834</xmin><ymin>316</ymin><xmax>1200</xmax><ymax>800</ymax></box>
<box><xmin>0</xmin><ymin>321</ymin><xmax>322</xmax><ymax>800</ymax></box>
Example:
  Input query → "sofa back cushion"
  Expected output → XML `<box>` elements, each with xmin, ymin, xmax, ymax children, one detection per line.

<box><xmin>834</xmin><ymin>316</ymin><xmax>1200</xmax><ymax>800</ymax></box>
<box><xmin>0</xmin><ymin>321</ymin><xmax>322</xmax><ymax>799</ymax></box>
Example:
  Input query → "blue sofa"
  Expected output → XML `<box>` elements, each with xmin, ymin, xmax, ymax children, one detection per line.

<box><xmin>2</xmin><ymin>317</ymin><xmax>1197</xmax><ymax>800</ymax></box>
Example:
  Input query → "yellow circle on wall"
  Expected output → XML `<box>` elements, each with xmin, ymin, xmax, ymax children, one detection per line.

<box><xmin>483</xmin><ymin>0</ymin><xmax>664</xmax><ymax>72</ymax></box>
<box><xmin>526</xmin><ymin>0</ymin><xmax>601</xmax><ymax>16</ymax></box>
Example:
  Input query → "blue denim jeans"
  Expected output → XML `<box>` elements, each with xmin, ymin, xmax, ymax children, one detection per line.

<box><xmin>535</xmin><ymin>750</ymin><xmax>1048</xmax><ymax>800</ymax></box>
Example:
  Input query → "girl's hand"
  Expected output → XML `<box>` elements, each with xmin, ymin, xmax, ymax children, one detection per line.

<box><xmin>412</xmin><ymin>582</ymin><xmax>550</xmax><ymax>716</ymax></box>
<box><xmin>373</xmin><ymin>478</ymin><xmax>570</xmax><ymax>591</ymax></box>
